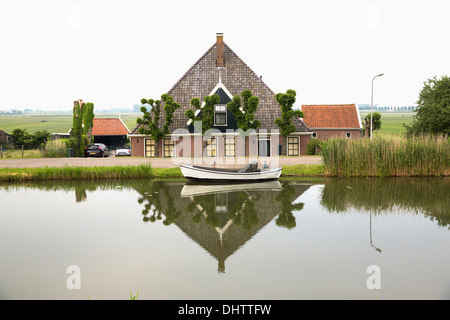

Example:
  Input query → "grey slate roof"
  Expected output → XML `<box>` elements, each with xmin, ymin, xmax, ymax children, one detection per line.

<box><xmin>131</xmin><ymin>40</ymin><xmax>310</xmax><ymax>134</ymax></box>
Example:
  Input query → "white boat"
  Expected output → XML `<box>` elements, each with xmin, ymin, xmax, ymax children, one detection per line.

<box><xmin>180</xmin><ymin>161</ymin><xmax>282</xmax><ymax>181</ymax></box>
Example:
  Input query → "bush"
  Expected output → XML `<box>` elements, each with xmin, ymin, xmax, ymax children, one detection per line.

<box><xmin>306</xmin><ymin>138</ymin><xmax>324</xmax><ymax>155</ymax></box>
<box><xmin>44</xmin><ymin>139</ymin><xmax>67</xmax><ymax>158</ymax></box>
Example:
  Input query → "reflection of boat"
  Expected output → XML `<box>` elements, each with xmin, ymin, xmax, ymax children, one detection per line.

<box><xmin>180</xmin><ymin>180</ymin><xmax>282</xmax><ymax>197</ymax></box>
<box><xmin>180</xmin><ymin>161</ymin><xmax>282</xmax><ymax>181</ymax></box>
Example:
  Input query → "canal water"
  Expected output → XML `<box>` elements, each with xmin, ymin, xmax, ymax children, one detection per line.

<box><xmin>0</xmin><ymin>177</ymin><xmax>449</xmax><ymax>300</ymax></box>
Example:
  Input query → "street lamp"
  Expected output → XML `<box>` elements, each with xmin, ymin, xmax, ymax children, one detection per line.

<box><xmin>370</xmin><ymin>73</ymin><xmax>384</xmax><ymax>140</ymax></box>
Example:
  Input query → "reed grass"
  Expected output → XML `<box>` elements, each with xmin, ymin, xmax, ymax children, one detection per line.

<box><xmin>321</xmin><ymin>135</ymin><xmax>449</xmax><ymax>177</ymax></box>
<box><xmin>44</xmin><ymin>139</ymin><xmax>67</xmax><ymax>158</ymax></box>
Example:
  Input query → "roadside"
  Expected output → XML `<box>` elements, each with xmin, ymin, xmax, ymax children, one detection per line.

<box><xmin>0</xmin><ymin>156</ymin><xmax>322</xmax><ymax>169</ymax></box>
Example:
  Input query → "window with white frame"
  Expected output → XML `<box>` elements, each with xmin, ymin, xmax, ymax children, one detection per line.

<box><xmin>287</xmin><ymin>136</ymin><xmax>299</xmax><ymax>156</ymax></box>
<box><xmin>145</xmin><ymin>139</ymin><xmax>156</xmax><ymax>157</ymax></box>
<box><xmin>206</xmin><ymin>137</ymin><xmax>217</xmax><ymax>157</ymax></box>
<box><xmin>312</xmin><ymin>132</ymin><xmax>317</xmax><ymax>138</ymax></box>
<box><xmin>163</xmin><ymin>137</ymin><xmax>175</xmax><ymax>157</ymax></box>
<box><xmin>346</xmin><ymin>132</ymin><xmax>351</xmax><ymax>138</ymax></box>
<box><xmin>224</xmin><ymin>137</ymin><xmax>236</xmax><ymax>157</ymax></box>
<box><xmin>214</xmin><ymin>105</ymin><xmax>227</xmax><ymax>126</ymax></box>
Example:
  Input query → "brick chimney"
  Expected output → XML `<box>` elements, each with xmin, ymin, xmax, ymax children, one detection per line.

<box><xmin>216</xmin><ymin>33</ymin><xmax>224</xmax><ymax>68</ymax></box>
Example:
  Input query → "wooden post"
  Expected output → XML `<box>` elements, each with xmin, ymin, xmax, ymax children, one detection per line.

<box><xmin>22</xmin><ymin>145</ymin><xmax>24</xmax><ymax>157</ymax></box>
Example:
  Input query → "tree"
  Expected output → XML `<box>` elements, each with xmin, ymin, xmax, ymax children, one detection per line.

<box><xmin>136</xmin><ymin>94</ymin><xmax>180</xmax><ymax>157</ymax></box>
<box><xmin>364</xmin><ymin>111</ymin><xmax>382</xmax><ymax>134</ymax></box>
<box><xmin>185</xmin><ymin>94</ymin><xmax>220</xmax><ymax>135</ymax></box>
<box><xmin>406</xmin><ymin>75</ymin><xmax>450</xmax><ymax>136</ymax></box>
<box><xmin>71</xmin><ymin>99</ymin><xmax>95</xmax><ymax>157</ymax></box>
<box><xmin>31</xmin><ymin>130</ymin><xmax>52</xmax><ymax>148</ymax></box>
<box><xmin>227</xmin><ymin>90</ymin><xmax>261</xmax><ymax>131</ymax></box>
<box><xmin>82</xmin><ymin>102</ymin><xmax>95</xmax><ymax>143</ymax></box>
<box><xmin>11</xmin><ymin>128</ymin><xmax>32</xmax><ymax>146</ymax></box>
<box><xmin>71</xmin><ymin>100</ymin><xmax>93</xmax><ymax>156</ymax></box>
<box><xmin>274</xmin><ymin>89</ymin><xmax>303</xmax><ymax>154</ymax></box>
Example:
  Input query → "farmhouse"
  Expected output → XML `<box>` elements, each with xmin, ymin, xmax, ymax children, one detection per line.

<box><xmin>300</xmin><ymin>104</ymin><xmax>362</xmax><ymax>140</ymax></box>
<box><xmin>128</xmin><ymin>33</ymin><xmax>312</xmax><ymax>158</ymax></box>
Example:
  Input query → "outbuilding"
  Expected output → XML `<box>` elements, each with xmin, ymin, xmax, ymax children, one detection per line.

<box><xmin>300</xmin><ymin>104</ymin><xmax>363</xmax><ymax>140</ymax></box>
<box><xmin>92</xmin><ymin>118</ymin><xmax>130</xmax><ymax>149</ymax></box>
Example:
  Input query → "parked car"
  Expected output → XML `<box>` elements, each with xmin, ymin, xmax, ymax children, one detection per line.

<box><xmin>85</xmin><ymin>143</ymin><xmax>110</xmax><ymax>157</ymax></box>
<box><xmin>115</xmin><ymin>147</ymin><xmax>131</xmax><ymax>156</ymax></box>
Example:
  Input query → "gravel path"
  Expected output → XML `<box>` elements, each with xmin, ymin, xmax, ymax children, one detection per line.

<box><xmin>0</xmin><ymin>156</ymin><xmax>322</xmax><ymax>169</ymax></box>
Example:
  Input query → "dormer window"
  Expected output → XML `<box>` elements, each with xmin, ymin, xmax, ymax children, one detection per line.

<box><xmin>214</xmin><ymin>105</ymin><xmax>227</xmax><ymax>126</ymax></box>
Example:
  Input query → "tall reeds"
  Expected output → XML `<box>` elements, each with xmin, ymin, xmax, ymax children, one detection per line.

<box><xmin>321</xmin><ymin>135</ymin><xmax>449</xmax><ymax>177</ymax></box>
<box><xmin>44</xmin><ymin>139</ymin><xmax>67</xmax><ymax>158</ymax></box>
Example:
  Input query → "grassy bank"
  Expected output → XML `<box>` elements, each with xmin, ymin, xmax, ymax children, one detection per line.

<box><xmin>0</xmin><ymin>163</ymin><xmax>326</xmax><ymax>181</ymax></box>
<box><xmin>0</xmin><ymin>164</ymin><xmax>182</xmax><ymax>181</ymax></box>
<box><xmin>281</xmin><ymin>164</ymin><xmax>325</xmax><ymax>177</ymax></box>
<box><xmin>321</xmin><ymin>135</ymin><xmax>449</xmax><ymax>177</ymax></box>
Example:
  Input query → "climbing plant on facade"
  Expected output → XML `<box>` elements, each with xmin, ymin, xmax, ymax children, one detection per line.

<box><xmin>227</xmin><ymin>89</ymin><xmax>261</xmax><ymax>132</ymax></box>
<box><xmin>274</xmin><ymin>89</ymin><xmax>303</xmax><ymax>154</ymax></box>
<box><xmin>136</xmin><ymin>94</ymin><xmax>180</xmax><ymax>157</ymax></box>
<box><xmin>185</xmin><ymin>94</ymin><xmax>220</xmax><ymax>135</ymax></box>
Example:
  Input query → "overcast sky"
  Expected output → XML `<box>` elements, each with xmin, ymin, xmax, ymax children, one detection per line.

<box><xmin>0</xmin><ymin>0</ymin><xmax>449</xmax><ymax>111</ymax></box>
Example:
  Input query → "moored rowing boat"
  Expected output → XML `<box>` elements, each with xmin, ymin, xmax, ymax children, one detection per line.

<box><xmin>180</xmin><ymin>161</ymin><xmax>282</xmax><ymax>181</ymax></box>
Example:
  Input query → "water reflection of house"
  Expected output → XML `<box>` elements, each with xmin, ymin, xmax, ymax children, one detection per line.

<box><xmin>134</xmin><ymin>181</ymin><xmax>311</xmax><ymax>273</ymax></box>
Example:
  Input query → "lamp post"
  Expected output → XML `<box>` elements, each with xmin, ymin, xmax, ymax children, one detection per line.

<box><xmin>370</xmin><ymin>73</ymin><xmax>384</xmax><ymax>140</ymax></box>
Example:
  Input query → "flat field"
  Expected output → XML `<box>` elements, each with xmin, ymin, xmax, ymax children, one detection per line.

<box><xmin>0</xmin><ymin>113</ymin><xmax>139</xmax><ymax>134</ymax></box>
<box><xmin>1</xmin><ymin>112</ymin><xmax>415</xmax><ymax>138</ymax></box>
<box><xmin>360</xmin><ymin>112</ymin><xmax>415</xmax><ymax>137</ymax></box>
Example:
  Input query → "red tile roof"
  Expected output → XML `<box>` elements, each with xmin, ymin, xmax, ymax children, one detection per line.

<box><xmin>92</xmin><ymin>118</ymin><xmax>130</xmax><ymax>136</ymax></box>
<box><xmin>300</xmin><ymin>104</ymin><xmax>362</xmax><ymax>129</ymax></box>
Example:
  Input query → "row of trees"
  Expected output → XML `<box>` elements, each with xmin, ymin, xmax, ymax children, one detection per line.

<box><xmin>136</xmin><ymin>89</ymin><xmax>303</xmax><ymax>156</ymax></box>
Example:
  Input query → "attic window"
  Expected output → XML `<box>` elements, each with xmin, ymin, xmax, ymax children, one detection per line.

<box><xmin>214</xmin><ymin>105</ymin><xmax>227</xmax><ymax>126</ymax></box>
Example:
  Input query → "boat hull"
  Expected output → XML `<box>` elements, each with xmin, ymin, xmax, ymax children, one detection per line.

<box><xmin>180</xmin><ymin>164</ymin><xmax>282</xmax><ymax>181</ymax></box>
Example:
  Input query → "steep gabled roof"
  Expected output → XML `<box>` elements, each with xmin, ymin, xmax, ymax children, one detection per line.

<box><xmin>131</xmin><ymin>37</ymin><xmax>309</xmax><ymax>134</ymax></box>
<box><xmin>300</xmin><ymin>104</ymin><xmax>362</xmax><ymax>129</ymax></box>
<box><xmin>92</xmin><ymin>118</ymin><xmax>130</xmax><ymax>136</ymax></box>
